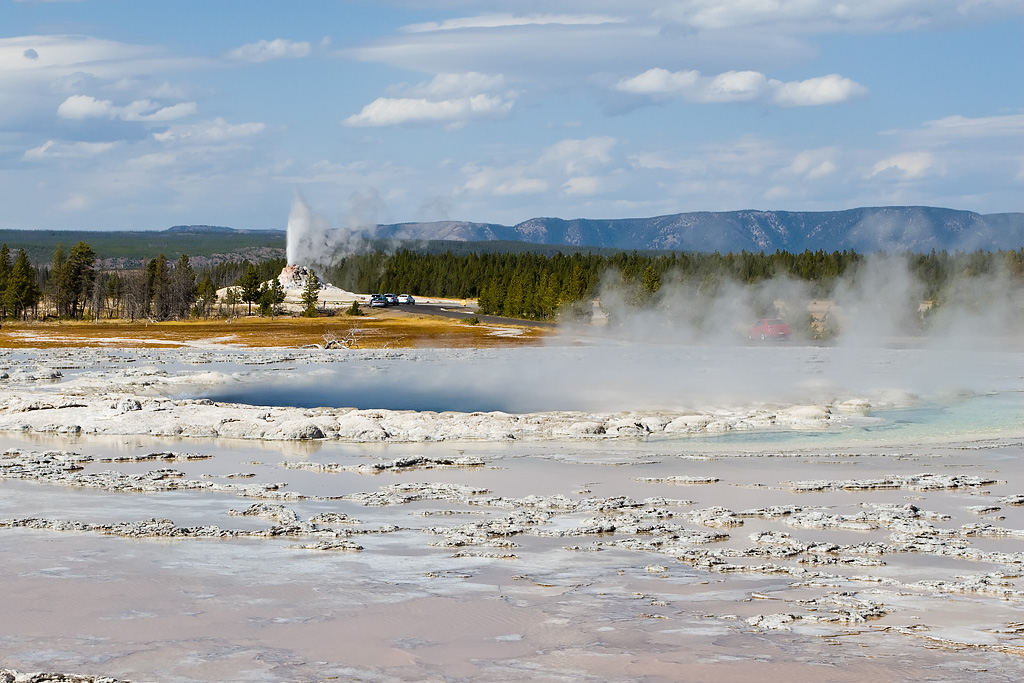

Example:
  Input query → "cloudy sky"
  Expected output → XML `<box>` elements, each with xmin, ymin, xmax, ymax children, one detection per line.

<box><xmin>2</xmin><ymin>0</ymin><xmax>1022</xmax><ymax>231</ymax></box>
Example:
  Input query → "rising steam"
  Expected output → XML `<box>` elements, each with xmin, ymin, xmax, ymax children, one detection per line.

<box><xmin>285</xmin><ymin>191</ymin><xmax>387</xmax><ymax>265</ymax></box>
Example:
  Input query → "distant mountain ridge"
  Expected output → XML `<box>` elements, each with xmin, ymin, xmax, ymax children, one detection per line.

<box><xmin>376</xmin><ymin>206</ymin><xmax>1024</xmax><ymax>253</ymax></box>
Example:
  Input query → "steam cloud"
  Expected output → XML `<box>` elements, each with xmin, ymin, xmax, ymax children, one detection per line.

<box><xmin>277</xmin><ymin>198</ymin><xmax>1023</xmax><ymax>413</ymax></box>
<box><xmin>548</xmin><ymin>253</ymin><xmax>1024</xmax><ymax>405</ymax></box>
<box><xmin>201</xmin><ymin>252</ymin><xmax>1023</xmax><ymax>415</ymax></box>
<box><xmin>286</xmin><ymin>191</ymin><xmax>387</xmax><ymax>266</ymax></box>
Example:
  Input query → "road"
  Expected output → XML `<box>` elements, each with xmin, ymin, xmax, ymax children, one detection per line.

<box><xmin>394</xmin><ymin>302</ymin><xmax>556</xmax><ymax>328</ymax></box>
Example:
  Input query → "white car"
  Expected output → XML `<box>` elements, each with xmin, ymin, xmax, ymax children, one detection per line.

<box><xmin>397</xmin><ymin>294</ymin><xmax>415</xmax><ymax>304</ymax></box>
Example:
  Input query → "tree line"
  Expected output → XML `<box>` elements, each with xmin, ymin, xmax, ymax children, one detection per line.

<box><xmin>328</xmin><ymin>247</ymin><xmax>1024</xmax><ymax>320</ymax></box>
<box><xmin>0</xmin><ymin>240</ymin><xmax>1021</xmax><ymax>323</ymax></box>
<box><xmin>0</xmin><ymin>242</ymin><xmax>296</xmax><ymax>321</ymax></box>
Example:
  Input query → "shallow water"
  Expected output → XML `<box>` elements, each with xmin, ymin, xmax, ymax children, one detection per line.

<box><xmin>4</xmin><ymin>427</ymin><xmax>1024</xmax><ymax>681</ymax></box>
<box><xmin>3</xmin><ymin>345</ymin><xmax>1024</xmax><ymax>681</ymax></box>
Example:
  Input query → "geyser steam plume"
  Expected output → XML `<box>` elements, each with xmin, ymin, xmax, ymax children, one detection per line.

<box><xmin>286</xmin><ymin>193</ymin><xmax>332</xmax><ymax>266</ymax></box>
<box><xmin>285</xmin><ymin>191</ymin><xmax>385</xmax><ymax>266</ymax></box>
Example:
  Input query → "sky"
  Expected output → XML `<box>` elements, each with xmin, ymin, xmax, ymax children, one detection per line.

<box><xmin>1</xmin><ymin>0</ymin><xmax>1022</xmax><ymax>232</ymax></box>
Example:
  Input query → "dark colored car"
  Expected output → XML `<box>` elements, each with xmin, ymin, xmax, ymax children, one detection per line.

<box><xmin>749</xmin><ymin>318</ymin><xmax>791</xmax><ymax>341</ymax></box>
<box><xmin>369</xmin><ymin>294</ymin><xmax>387</xmax><ymax>308</ymax></box>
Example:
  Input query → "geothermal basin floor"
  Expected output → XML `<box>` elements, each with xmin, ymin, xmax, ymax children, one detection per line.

<box><xmin>2</xmin><ymin>345</ymin><xmax>1024</xmax><ymax>682</ymax></box>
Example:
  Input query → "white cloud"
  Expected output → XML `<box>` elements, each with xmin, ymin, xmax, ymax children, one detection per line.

<box><xmin>57</xmin><ymin>94</ymin><xmax>197</xmax><ymax>122</ymax></box>
<box><xmin>920</xmin><ymin>113</ymin><xmax>1024</xmax><ymax>139</ymax></box>
<box><xmin>122</xmin><ymin>100</ymin><xmax>197</xmax><ymax>121</ymax></box>
<box><xmin>0</xmin><ymin>35</ymin><xmax>208</xmax><ymax>85</ymax></box>
<box><xmin>153</xmin><ymin>117</ymin><xmax>266</xmax><ymax>143</ymax></box>
<box><xmin>56</xmin><ymin>94</ymin><xmax>115</xmax><ymax>119</ymax></box>
<box><xmin>701</xmin><ymin>70</ymin><xmax>769</xmax><ymax>102</ymax></box>
<box><xmin>458</xmin><ymin>136</ymin><xmax>620</xmax><ymax>202</ymax></box>
<box><xmin>784</xmin><ymin>148</ymin><xmax>839</xmax><ymax>179</ymax></box>
<box><xmin>540</xmin><ymin>137</ymin><xmax>617</xmax><ymax>175</ymax></box>
<box><xmin>868</xmin><ymin>152</ymin><xmax>936</xmax><ymax>179</ymax></box>
<box><xmin>616</xmin><ymin>68</ymin><xmax>866</xmax><ymax>106</ymax></box>
<box><xmin>494</xmin><ymin>178</ymin><xmax>548</xmax><ymax>195</ymax></box>
<box><xmin>226</xmin><ymin>39</ymin><xmax>312</xmax><ymax>63</ymax></box>
<box><xmin>772</xmin><ymin>74</ymin><xmax>868</xmax><ymax>106</ymax></box>
<box><xmin>653</xmin><ymin>0</ymin><xmax>1024</xmax><ymax>32</ymax></box>
<box><xmin>402</xmin><ymin>14</ymin><xmax>625</xmax><ymax>33</ymax></box>
<box><xmin>563</xmin><ymin>176</ymin><xmax>603</xmax><ymax>195</ymax></box>
<box><xmin>401</xmin><ymin>72</ymin><xmax>509</xmax><ymax>99</ymax></box>
<box><xmin>345</xmin><ymin>72</ymin><xmax>516</xmax><ymax>128</ymax></box>
<box><xmin>349</xmin><ymin>17</ymin><xmax>814</xmax><ymax>85</ymax></box>
<box><xmin>344</xmin><ymin>95</ymin><xmax>513</xmax><ymax>128</ymax></box>
<box><xmin>615</xmin><ymin>68</ymin><xmax>700</xmax><ymax>95</ymax></box>
<box><xmin>23</xmin><ymin>139</ymin><xmax>117</xmax><ymax>160</ymax></box>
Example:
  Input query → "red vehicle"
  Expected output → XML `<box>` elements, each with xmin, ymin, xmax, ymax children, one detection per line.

<box><xmin>749</xmin><ymin>318</ymin><xmax>791</xmax><ymax>341</ymax></box>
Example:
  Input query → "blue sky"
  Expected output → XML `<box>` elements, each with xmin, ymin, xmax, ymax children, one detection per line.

<box><xmin>1</xmin><ymin>0</ymin><xmax>1022</xmax><ymax>231</ymax></box>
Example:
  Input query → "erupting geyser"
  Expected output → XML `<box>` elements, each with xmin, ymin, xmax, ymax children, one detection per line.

<box><xmin>285</xmin><ymin>193</ymin><xmax>330</xmax><ymax>266</ymax></box>
<box><xmin>285</xmin><ymin>191</ymin><xmax>380</xmax><ymax>267</ymax></box>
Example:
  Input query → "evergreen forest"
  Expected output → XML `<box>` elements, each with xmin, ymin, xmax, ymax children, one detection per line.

<box><xmin>0</xmin><ymin>239</ymin><xmax>1022</xmax><ymax>325</ymax></box>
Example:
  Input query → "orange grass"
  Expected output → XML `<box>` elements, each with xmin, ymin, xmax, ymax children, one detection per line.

<box><xmin>0</xmin><ymin>312</ymin><xmax>548</xmax><ymax>349</ymax></box>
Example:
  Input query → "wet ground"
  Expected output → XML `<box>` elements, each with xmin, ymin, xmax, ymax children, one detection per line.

<box><xmin>3</xmin><ymin>419</ymin><xmax>1024</xmax><ymax>682</ymax></box>
<box><xmin>2</xmin><ymin>344</ymin><xmax>1024</xmax><ymax>682</ymax></box>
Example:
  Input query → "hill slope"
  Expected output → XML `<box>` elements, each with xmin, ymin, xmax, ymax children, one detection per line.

<box><xmin>378</xmin><ymin>207</ymin><xmax>1024</xmax><ymax>253</ymax></box>
<box><xmin>1</xmin><ymin>207</ymin><xmax>1021</xmax><ymax>266</ymax></box>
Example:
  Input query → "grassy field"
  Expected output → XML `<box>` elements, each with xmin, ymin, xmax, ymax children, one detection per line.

<box><xmin>0</xmin><ymin>310</ymin><xmax>547</xmax><ymax>350</ymax></box>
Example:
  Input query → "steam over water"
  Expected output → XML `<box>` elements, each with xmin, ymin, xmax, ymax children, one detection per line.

<box><xmin>198</xmin><ymin>343</ymin><xmax>1024</xmax><ymax>416</ymax></box>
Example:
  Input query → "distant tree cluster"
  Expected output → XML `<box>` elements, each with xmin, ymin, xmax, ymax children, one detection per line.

<box><xmin>219</xmin><ymin>261</ymin><xmax>287</xmax><ymax>317</ymax></box>
<box><xmin>114</xmin><ymin>254</ymin><xmax>197</xmax><ymax>319</ymax></box>
<box><xmin>0</xmin><ymin>242</ymin><xmax>208</xmax><ymax>321</ymax></box>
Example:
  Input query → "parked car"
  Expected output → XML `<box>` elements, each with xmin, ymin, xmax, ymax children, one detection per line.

<box><xmin>397</xmin><ymin>294</ymin><xmax>415</xmax><ymax>305</ymax></box>
<box><xmin>749</xmin><ymin>318</ymin><xmax>791</xmax><ymax>341</ymax></box>
<box><xmin>369</xmin><ymin>294</ymin><xmax>387</xmax><ymax>308</ymax></box>
<box><xmin>384</xmin><ymin>293</ymin><xmax>399</xmax><ymax>306</ymax></box>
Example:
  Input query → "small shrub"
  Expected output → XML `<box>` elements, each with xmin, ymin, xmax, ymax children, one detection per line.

<box><xmin>464</xmin><ymin>316</ymin><xmax>480</xmax><ymax>325</ymax></box>
<box><xmin>346</xmin><ymin>300</ymin><xmax>364</xmax><ymax>316</ymax></box>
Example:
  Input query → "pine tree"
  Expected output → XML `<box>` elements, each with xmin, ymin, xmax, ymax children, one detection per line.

<box><xmin>106</xmin><ymin>272</ymin><xmax>123</xmax><ymax>318</ymax></box>
<box><xmin>49</xmin><ymin>243</ymin><xmax>69</xmax><ymax>317</ymax></box>
<box><xmin>65</xmin><ymin>242</ymin><xmax>97</xmax><ymax>319</ymax></box>
<box><xmin>5</xmin><ymin>249</ymin><xmax>40</xmax><ymax>320</ymax></box>
<box><xmin>0</xmin><ymin>244</ymin><xmax>11</xmax><ymax>318</ymax></box>
<box><xmin>195</xmin><ymin>276</ymin><xmax>218</xmax><ymax>318</ymax></box>
<box><xmin>268</xmin><ymin>277</ymin><xmax>286</xmax><ymax>316</ymax></box>
<box><xmin>301</xmin><ymin>269</ymin><xmax>320</xmax><ymax>317</ymax></box>
<box><xmin>148</xmin><ymin>255</ymin><xmax>171</xmax><ymax>319</ymax></box>
<box><xmin>240</xmin><ymin>263</ymin><xmax>262</xmax><ymax>315</ymax></box>
<box><xmin>170</xmin><ymin>254</ymin><xmax>197</xmax><ymax>318</ymax></box>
